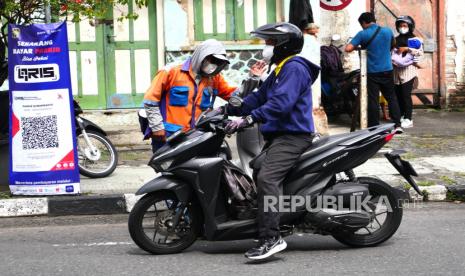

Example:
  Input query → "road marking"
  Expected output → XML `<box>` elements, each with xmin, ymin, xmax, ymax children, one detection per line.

<box><xmin>52</xmin><ymin>241</ymin><xmax>133</xmax><ymax>247</ymax></box>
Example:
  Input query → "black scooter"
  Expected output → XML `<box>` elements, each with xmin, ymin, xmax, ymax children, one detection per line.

<box><xmin>128</xmin><ymin>98</ymin><xmax>421</xmax><ymax>255</ymax></box>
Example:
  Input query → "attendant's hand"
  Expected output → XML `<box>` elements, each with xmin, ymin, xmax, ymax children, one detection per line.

<box><xmin>152</xmin><ymin>129</ymin><xmax>166</xmax><ymax>141</ymax></box>
<box><xmin>398</xmin><ymin>47</ymin><xmax>409</xmax><ymax>53</ymax></box>
<box><xmin>249</xmin><ymin>60</ymin><xmax>267</xmax><ymax>77</ymax></box>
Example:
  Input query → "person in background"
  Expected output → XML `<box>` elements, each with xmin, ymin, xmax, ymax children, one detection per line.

<box><xmin>306</xmin><ymin>23</ymin><xmax>319</xmax><ymax>38</ymax></box>
<box><xmin>142</xmin><ymin>39</ymin><xmax>265</xmax><ymax>152</ymax></box>
<box><xmin>392</xmin><ymin>15</ymin><xmax>424</xmax><ymax>129</ymax></box>
<box><xmin>345</xmin><ymin>12</ymin><xmax>403</xmax><ymax>131</ymax></box>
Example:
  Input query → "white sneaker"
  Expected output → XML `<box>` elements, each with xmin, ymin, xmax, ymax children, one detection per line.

<box><xmin>401</xmin><ymin>119</ymin><xmax>413</xmax><ymax>128</ymax></box>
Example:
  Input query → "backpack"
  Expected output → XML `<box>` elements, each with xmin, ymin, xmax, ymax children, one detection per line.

<box><xmin>320</xmin><ymin>45</ymin><xmax>343</xmax><ymax>75</ymax></box>
<box><xmin>222</xmin><ymin>160</ymin><xmax>257</xmax><ymax>218</ymax></box>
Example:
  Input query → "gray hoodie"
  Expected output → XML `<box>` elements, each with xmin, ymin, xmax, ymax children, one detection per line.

<box><xmin>191</xmin><ymin>39</ymin><xmax>228</xmax><ymax>75</ymax></box>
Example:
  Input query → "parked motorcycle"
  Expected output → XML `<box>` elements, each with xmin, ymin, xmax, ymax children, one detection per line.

<box><xmin>321</xmin><ymin>35</ymin><xmax>360</xmax><ymax>117</ymax></box>
<box><xmin>74</xmin><ymin>100</ymin><xmax>118</xmax><ymax>178</ymax></box>
<box><xmin>321</xmin><ymin>69</ymin><xmax>360</xmax><ymax>117</ymax></box>
<box><xmin>128</xmin><ymin>97</ymin><xmax>421</xmax><ymax>254</ymax></box>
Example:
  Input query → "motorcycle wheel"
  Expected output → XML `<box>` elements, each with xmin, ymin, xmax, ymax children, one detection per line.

<box><xmin>332</xmin><ymin>177</ymin><xmax>403</xmax><ymax>247</ymax></box>
<box><xmin>128</xmin><ymin>191</ymin><xmax>200</xmax><ymax>254</ymax></box>
<box><xmin>77</xmin><ymin>131</ymin><xmax>118</xmax><ymax>178</ymax></box>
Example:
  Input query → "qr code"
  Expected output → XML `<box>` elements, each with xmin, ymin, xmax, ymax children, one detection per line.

<box><xmin>21</xmin><ymin>115</ymin><xmax>59</xmax><ymax>150</ymax></box>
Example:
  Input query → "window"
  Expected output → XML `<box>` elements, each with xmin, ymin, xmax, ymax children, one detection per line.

<box><xmin>193</xmin><ymin>0</ymin><xmax>277</xmax><ymax>41</ymax></box>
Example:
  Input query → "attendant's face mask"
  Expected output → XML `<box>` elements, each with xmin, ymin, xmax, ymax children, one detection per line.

<box><xmin>201</xmin><ymin>60</ymin><xmax>218</xmax><ymax>75</ymax></box>
<box><xmin>262</xmin><ymin>45</ymin><xmax>274</xmax><ymax>63</ymax></box>
<box><xmin>399</xmin><ymin>27</ymin><xmax>409</xmax><ymax>35</ymax></box>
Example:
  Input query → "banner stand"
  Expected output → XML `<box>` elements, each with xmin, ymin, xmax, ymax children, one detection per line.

<box><xmin>7</xmin><ymin>22</ymin><xmax>80</xmax><ymax>195</ymax></box>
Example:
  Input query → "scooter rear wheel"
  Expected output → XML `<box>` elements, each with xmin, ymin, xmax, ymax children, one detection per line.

<box><xmin>331</xmin><ymin>177</ymin><xmax>403</xmax><ymax>247</ymax></box>
<box><xmin>128</xmin><ymin>191</ymin><xmax>200</xmax><ymax>254</ymax></box>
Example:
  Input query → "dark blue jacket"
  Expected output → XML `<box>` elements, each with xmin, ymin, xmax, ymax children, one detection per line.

<box><xmin>232</xmin><ymin>56</ymin><xmax>320</xmax><ymax>136</ymax></box>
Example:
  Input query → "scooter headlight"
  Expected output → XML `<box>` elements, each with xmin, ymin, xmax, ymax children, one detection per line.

<box><xmin>158</xmin><ymin>159</ymin><xmax>174</xmax><ymax>171</ymax></box>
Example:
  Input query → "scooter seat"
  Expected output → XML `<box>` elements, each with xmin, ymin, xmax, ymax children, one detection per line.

<box><xmin>341</xmin><ymin>69</ymin><xmax>360</xmax><ymax>81</ymax></box>
<box><xmin>249</xmin><ymin>131</ymin><xmax>361</xmax><ymax>170</ymax></box>
<box><xmin>297</xmin><ymin>131</ymin><xmax>361</xmax><ymax>161</ymax></box>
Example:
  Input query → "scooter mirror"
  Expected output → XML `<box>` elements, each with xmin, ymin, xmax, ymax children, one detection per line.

<box><xmin>228</xmin><ymin>95</ymin><xmax>243</xmax><ymax>108</ymax></box>
<box><xmin>331</xmin><ymin>34</ymin><xmax>341</xmax><ymax>42</ymax></box>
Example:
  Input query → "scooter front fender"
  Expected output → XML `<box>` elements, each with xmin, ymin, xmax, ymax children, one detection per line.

<box><xmin>135</xmin><ymin>175</ymin><xmax>193</xmax><ymax>203</ymax></box>
<box><xmin>76</xmin><ymin>116</ymin><xmax>107</xmax><ymax>136</ymax></box>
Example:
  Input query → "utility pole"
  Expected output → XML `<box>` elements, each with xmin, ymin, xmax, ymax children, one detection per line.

<box><xmin>360</xmin><ymin>50</ymin><xmax>368</xmax><ymax>129</ymax></box>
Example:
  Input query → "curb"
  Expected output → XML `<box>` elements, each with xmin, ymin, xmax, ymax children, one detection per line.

<box><xmin>0</xmin><ymin>185</ymin><xmax>458</xmax><ymax>218</ymax></box>
<box><xmin>408</xmin><ymin>185</ymin><xmax>448</xmax><ymax>201</ymax></box>
<box><xmin>0</xmin><ymin>193</ymin><xmax>142</xmax><ymax>218</ymax></box>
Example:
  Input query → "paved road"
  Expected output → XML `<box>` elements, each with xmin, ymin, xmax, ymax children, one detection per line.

<box><xmin>1</xmin><ymin>202</ymin><xmax>465</xmax><ymax>275</ymax></box>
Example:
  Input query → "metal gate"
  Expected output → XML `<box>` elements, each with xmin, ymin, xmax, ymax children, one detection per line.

<box><xmin>67</xmin><ymin>1</ymin><xmax>158</xmax><ymax>109</ymax></box>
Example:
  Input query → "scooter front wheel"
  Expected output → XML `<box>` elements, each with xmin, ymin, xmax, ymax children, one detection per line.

<box><xmin>128</xmin><ymin>191</ymin><xmax>200</xmax><ymax>254</ymax></box>
<box><xmin>77</xmin><ymin>131</ymin><xmax>118</xmax><ymax>178</ymax></box>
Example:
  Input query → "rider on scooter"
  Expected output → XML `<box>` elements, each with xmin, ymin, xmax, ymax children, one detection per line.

<box><xmin>225</xmin><ymin>22</ymin><xmax>320</xmax><ymax>260</ymax></box>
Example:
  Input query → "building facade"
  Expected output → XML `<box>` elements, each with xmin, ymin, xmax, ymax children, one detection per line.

<box><xmin>45</xmin><ymin>0</ymin><xmax>465</xmax><ymax>110</ymax></box>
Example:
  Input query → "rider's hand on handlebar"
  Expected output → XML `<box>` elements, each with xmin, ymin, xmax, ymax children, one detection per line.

<box><xmin>224</xmin><ymin>116</ymin><xmax>253</xmax><ymax>134</ymax></box>
<box><xmin>215</xmin><ymin>106</ymin><xmax>226</xmax><ymax>115</ymax></box>
<box><xmin>152</xmin><ymin>129</ymin><xmax>166</xmax><ymax>141</ymax></box>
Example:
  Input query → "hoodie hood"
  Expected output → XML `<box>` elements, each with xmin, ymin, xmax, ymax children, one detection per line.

<box><xmin>191</xmin><ymin>39</ymin><xmax>229</xmax><ymax>75</ymax></box>
<box><xmin>287</xmin><ymin>56</ymin><xmax>320</xmax><ymax>85</ymax></box>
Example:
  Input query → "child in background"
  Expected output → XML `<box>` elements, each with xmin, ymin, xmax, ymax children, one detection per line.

<box><xmin>391</xmin><ymin>37</ymin><xmax>423</xmax><ymax>68</ymax></box>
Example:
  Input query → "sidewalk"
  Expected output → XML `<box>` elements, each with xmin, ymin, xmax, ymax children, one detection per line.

<box><xmin>1</xmin><ymin>110</ymin><xmax>464</xmax><ymax>217</ymax></box>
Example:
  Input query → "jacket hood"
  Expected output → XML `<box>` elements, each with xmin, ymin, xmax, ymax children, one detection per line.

<box><xmin>287</xmin><ymin>56</ymin><xmax>320</xmax><ymax>85</ymax></box>
<box><xmin>191</xmin><ymin>39</ymin><xmax>228</xmax><ymax>74</ymax></box>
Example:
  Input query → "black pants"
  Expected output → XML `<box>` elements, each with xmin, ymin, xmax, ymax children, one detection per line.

<box><xmin>256</xmin><ymin>134</ymin><xmax>313</xmax><ymax>239</ymax></box>
<box><xmin>367</xmin><ymin>71</ymin><xmax>402</xmax><ymax>127</ymax></box>
<box><xmin>395</xmin><ymin>78</ymin><xmax>415</xmax><ymax>120</ymax></box>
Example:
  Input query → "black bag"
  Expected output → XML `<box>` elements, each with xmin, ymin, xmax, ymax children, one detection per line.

<box><xmin>223</xmin><ymin>160</ymin><xmax>256</xmax><ymax>202</ymax></box>
<box><xmin>222</xmin><ymin>160</ymin><xmax>257</xmax><ymax>218</ymax></box>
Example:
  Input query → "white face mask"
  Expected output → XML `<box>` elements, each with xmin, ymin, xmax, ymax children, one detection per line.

<box><xmin>262</xmin><ymin>45</ymin><xmax>274</xmax><ymax>63</ymax></box>
<box><xmin>201</xmin><ymin>61</ymin><xmax>218</xmax><ymax>75</ymax></box>
<box><xmin>399</xmin><ymin>27</ymin><xmax>409</xmax><ymax>35</ymax></box>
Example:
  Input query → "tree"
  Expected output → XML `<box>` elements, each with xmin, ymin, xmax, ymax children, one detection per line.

<box><xmin>0</xmin><ymin>0</ymin><xmax>147</xmax><ymax>87</ymax></box>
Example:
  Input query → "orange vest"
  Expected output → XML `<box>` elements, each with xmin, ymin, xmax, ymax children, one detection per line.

<box><xmin>144</xmin><ymin>59</ymin><xmax>237</xmax><ymax>132</ymax></box>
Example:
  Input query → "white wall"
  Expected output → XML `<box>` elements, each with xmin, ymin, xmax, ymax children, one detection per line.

<box><xmin>446</xmin><ymin>0</ymin><xmax>465</xmax><ymax>84</ymax></box>
<box><xmin>164</xmin><ymin>0</ymin><xmax>189</xmax><ymax>51</ymax></box>
<box><xmin>319</xmin><ymin>0</ymin><xmax>367</xmax><ymax>71</ymax></box>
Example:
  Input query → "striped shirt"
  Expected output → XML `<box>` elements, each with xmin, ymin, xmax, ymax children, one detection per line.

<box><xmin>393</xmin><ymin>47</ymin><xmax>424</xmax><ymax>85</ymax></box>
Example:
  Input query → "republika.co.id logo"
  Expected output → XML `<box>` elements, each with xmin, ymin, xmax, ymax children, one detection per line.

<box><xmin>14</xmin><ymin>64</ymin><xmax>60</xmax><ymax>83</ymax></box>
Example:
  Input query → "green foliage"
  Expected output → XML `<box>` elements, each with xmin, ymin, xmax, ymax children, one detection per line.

<box><xmin>421</xmin><ymin>190</ymin><xmax>429</xmax><ymax>201</ymax></box>
<box><xmin>446</xmin><ymin>190</ymin><xmax>465</xmax><ymax>202</ymax></box>
<box><xmin>440</xmin><ymin>175</ymin><xmax>457</xmax><ymax>185</ymax></box>
<box><xmin>417</xmin><ymin>180</ymin><xmax>436</xmax><ymax>187</ymax></box>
